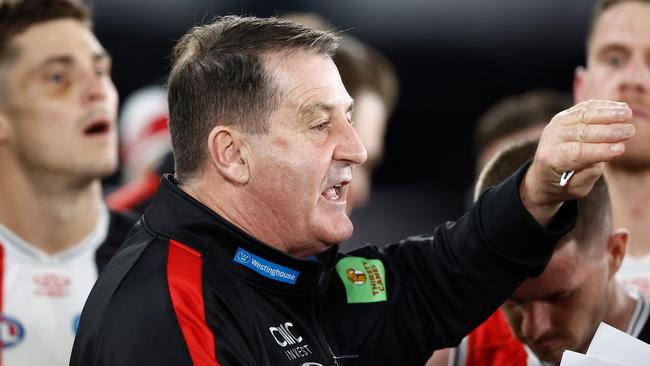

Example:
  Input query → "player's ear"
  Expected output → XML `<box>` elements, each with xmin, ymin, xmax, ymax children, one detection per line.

<box><xmin>573</xmin><ymin>66</ymin><xmax>587</xmax><ymax>104</ymax></box>
<box><xmin>0</xmin><ymin>110</ymin><xmax>11</xmax><ymax>144</ymax></box>
<box><xmin>606</xmin><ymin>228</ymin><xmax>629</xmax><ymax>278</ymax></box>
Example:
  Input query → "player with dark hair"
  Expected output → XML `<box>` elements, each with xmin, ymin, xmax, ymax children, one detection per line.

<box><xmin>0</xmin><ymin>1</ymin><xmax>135</xmax><ymax>364</ymax></box>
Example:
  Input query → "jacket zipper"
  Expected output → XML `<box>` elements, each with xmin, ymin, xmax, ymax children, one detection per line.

<box><xmin>312</xmin><ymin>265</ymin><xmax>340</xmax><ymax>366</ymax></box>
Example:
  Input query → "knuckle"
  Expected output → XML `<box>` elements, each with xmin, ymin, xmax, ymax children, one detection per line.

<box><xmin>570</xmin><ymin>143</ymin><xmax>582</xmax><ymax>165</ymax></box>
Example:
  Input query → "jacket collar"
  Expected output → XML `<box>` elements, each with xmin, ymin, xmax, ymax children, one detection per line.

<box><xmin>144</xmin><ymin>174</ymin><xmax>338</xmax><ymax>294</ymax></box>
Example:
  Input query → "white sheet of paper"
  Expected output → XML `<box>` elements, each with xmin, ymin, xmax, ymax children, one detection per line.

<box><xmin>586</xmin><ymin>322</ymin><xmax>650</xmax><ymax>366</ymax></box>
<box><xmin>560</xmin><ymin>350</ymin><xmax>624</xmax><ymax>366</ymax></box>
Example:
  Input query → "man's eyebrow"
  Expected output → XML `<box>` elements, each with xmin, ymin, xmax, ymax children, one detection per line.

<box><xmin>596</xmin><ymin>43</ymin><xmax>630</xmax><ymax>56</ymax></box>
<box><xmin>94</xmin><ymin>50</ymin><xmax>112</xmax><ymax>64</ymax></box>
<box><xmin>34</xmin><ymin>50</ymin><xmax>111</xmax><ymax>71</ymax></box>
<box><xmin>347</xmin><ymin>100</ymin><xmax>355</xmax><ymax>115</ymax></box>
<box><xmin>37</xmin><ymin>55</ymin><xmax>74</xmax><ymax>69</ymax></box>
<box><xmin>299</xmin><ymin>102</ymin><xmax>333</xmax><ymax>117</ymax></box>
<box><xmin>299</xmin><ymin>100</ymin><xmax>355</xmax><ymax>117</ymax></box>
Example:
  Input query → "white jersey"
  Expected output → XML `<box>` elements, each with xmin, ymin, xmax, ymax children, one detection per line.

<box><xmin>618</xmin><ymin>254</ymin><xmax>650</xmax><ymax>300</ymax></box>
<box><xmin>0</xmin><ymin>206</ymin><xmax>109</xmax><ymax>366</ymax></box>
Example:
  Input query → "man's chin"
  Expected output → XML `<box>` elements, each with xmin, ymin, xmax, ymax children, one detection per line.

<box><xmin>315</xmin><ymin>216</ymin><xmax>354</xmax><ymax>246</ymax></box>
<box><xmin>533</xmin><ymin>349</ymin><xmax>564</xmax><ymax>365</ymax></box>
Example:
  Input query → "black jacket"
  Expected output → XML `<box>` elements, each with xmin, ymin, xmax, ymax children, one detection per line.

<box><xmin>95</xmin><ymin>210</ymin><xmax>138</xmax><ymax>273</ymax></box>
<box><xmin>71</xmin><ymin>168</ymin><xmax>575</xmax><ymax>366</ymax></box>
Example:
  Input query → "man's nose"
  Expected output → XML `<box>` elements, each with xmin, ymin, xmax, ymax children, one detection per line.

<box><xmin>520</xmin><ymin>303</ymin><xmax>551</xmax><ymax>343</ymax></box>
<box><xmin>334</xmin><ymin>118</ymin><xmax>368</xmax><ymax>166</ymax></box>
<box><xmin>82</xmin><ymin>68</ymin><xmax>115</xmax><ymax>105</ymax></box>
<box><xmin>618</xmin><ymin>58</ymin><xmax>650</xmax><ymax>95</ymax></box>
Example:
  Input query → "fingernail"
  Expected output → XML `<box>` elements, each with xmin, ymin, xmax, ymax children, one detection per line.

<box><xmin>623</xmin><ymin>124</ymin><xmax>635</xmax><ymax>136</ymax></box>
<box><xmin>611</xmin><ymin>143</ymin><xmax>624</xmax><ymax>153</ymax></box>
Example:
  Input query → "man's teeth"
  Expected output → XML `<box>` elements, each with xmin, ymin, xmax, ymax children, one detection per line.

<box><xmin>323</xmin><ymin>186</ymin><xmax>341</xmax><ymax>200</ymax></box>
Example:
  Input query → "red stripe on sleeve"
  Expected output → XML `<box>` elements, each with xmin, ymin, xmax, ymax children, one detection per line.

<box><xmin>167</xmin><ymin>239</ymin><xmax>220</xmax><ymax>366</ymax></box>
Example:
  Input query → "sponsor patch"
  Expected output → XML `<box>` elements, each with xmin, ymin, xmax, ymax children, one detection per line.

<box><xmin>335</xmin><ymin>256</ymin><xmax>387</xmax><ymax>303</ymax></box>
<box><xmin>233</xmin><ymin>247</ymin><xmax>300</xmax><ymax>285</ymax></box>
<box><xmin>72</xmin><ymin>313</ymin><xmax>81</xmax><ymax>334</ymax></box>
<box><xmin>33</xmin><ymin>273</ymin><xmax>71</xmax><ymax>297</ymax></box>
<box><xmin>0</xmin><ymin>313</ymin><xmax>25</xmax><ymax>349</ymax></box>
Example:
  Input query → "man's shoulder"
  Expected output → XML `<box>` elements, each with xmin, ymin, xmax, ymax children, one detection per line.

<box><xmin>72</xmin><ymin>233</ymin><xmax>187</xmax><ymax>364</ymax></box>
<box><xmin>83</xmin><ymin>230</ymin><xmax>161</xmax><ymax>320</ymax></box>
<box><xmin>94</xmin><ymin>209</ymin><xmax>139</xmax><ymax>273</ymax></box>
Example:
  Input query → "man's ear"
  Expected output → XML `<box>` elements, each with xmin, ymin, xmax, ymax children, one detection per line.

<box><xmin>573</xmin><ymin>66</ymin><xmax>587</xmax><ymax>104</ymax></box>
<box><xmin>206</xmin><ymin>126</ymin><xmax>250</xmax><ymax>184</ymax></box>
<box><xmin>606</xmin><ymin>228</ymin><xmax>629</xmax><ymax>279</ymax></box>
<box><xmin>0</xmin><ymin>112</ymin><xmax>11</xmax><ymax>144</ymax></box>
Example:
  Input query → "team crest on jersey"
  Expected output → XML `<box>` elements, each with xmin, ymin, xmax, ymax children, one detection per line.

<box><xmin>335</xmin><ymin>257</ymin><xmax>387</xmax><ymax>303</ymax></box>
<box><xmin>72</xmin><ymin>313</ymin><xmax>81</xmax><ymax>334</ymax></box>
<box><xmin>0</xmin><ymin>313</ymin><xmax>25</xmax><ymax>349</ymax></box>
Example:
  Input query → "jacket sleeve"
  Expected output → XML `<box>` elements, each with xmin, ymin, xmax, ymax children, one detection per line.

<box><xmin>350</xmin><ymin>164</ymin><xmax>576</xmax><ymax>349</ymax></box>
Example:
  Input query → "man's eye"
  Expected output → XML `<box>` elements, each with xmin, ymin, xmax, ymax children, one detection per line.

<box><xmin>548</xmin><ymin>291</ymin><xmax>573</xmax><ymax>303</ymax></box>
<box><xmin>96</xmin><ymin>66</ymin><xmax>110</xmax><ymax>77</ymax></box>
<box><xmin>313</xmin><ymin>121</ymin><xmax>330</xmax><ymax>131</ymax></box>
<box><xmin>47</xmin><ymin>72</ymin><xmax>65</xmax><ymax>83</ymax></box>
<box><xmin>608</xmin><ymin>56</ymin><xmax>624</xmax><ymax>67</ymax></box>
<box><xmin>602</xmin><ymin>52</ymin><xmax>627</xmax><ymax>68</ymax></box>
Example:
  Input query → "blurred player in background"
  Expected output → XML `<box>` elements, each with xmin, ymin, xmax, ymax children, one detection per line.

<box><xmin>0</xmin><ymin>1</ymin><xmax>135</xmax><ymax>364</ymax></box>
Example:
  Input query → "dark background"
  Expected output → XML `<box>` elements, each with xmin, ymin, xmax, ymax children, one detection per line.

<box><xmin>92</xmin><ymin>0</ymin><xmax>596</xmax><ymax>246</ymax></box>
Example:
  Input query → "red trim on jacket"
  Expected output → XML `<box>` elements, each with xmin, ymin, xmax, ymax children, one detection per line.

<box><xmin>466</xmin><ymin>309</ymin><xmax>528</xmax><ymax>366</ymax></box>
<box><xmin>167</xmin><ymin>239</ymin><xmax>219</xmax><ymax>366</ymax></box>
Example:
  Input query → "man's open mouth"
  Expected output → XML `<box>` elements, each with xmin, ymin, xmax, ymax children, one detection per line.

<box><xmin>322</xmin><ymin>181</ymin><xmax>349</xmax><ymax>202</ymax></box>
<box><xmin>83</xmin><ymin>119</ymin><xmax>111</xmax><ymax>136</ymax></box>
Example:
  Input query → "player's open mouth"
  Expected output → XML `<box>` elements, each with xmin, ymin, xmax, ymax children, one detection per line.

<box><xmin>83</xmin><ymin>119</ymin><xmax>111</xmax><ymax>136</ymax></box>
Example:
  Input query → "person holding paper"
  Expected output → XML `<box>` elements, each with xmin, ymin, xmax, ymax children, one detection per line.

<box><xmin>438</xmin><ymin>139</ymin><xmax>650</xmax><ymax>366</ymax></box>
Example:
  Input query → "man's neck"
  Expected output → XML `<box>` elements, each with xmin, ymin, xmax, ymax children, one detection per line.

<box><xmin>604</xmin><ymin>282</ymin><xmax>638</xmax><ymax>336</ymax></box>
<box><xmin>605</xmin><ymin>166</ymin><xmax>650</xmax><ymax>257</ymax></box>
<box><xmin>0</xmin><ymin>164</ymin><xmax>103</xmax><ymax>255</ymax></box>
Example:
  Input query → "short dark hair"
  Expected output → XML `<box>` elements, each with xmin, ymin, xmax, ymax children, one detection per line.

<box><xmin>474</xmin><ymin>90</ymin><xmax>572</xmax><ymax>157</ymax></box>
<box><xmin>0</xmin><ymin>0</ymin><xmax>90</xmax><ymax>65</ymax></box>
<box><xmin>586</xmin><ymin>0</ymin><xmax>650</xmax><ymax>53</ymax></box>
<box><xmin>476</xmin><ymin>138</ymin><xmax>612</xmax><ymax>249</ymax></box>
<box><xmin>167</xmin><ymin>15</ymin><xmax>339</xmax><ymax>182</ymax></box>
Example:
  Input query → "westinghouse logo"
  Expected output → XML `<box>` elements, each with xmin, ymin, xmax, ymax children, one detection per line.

<box><xmin>237</xmin><ymin>251</ymin><xmax>251</xmax><ymax>263</ymax></box>
<box><xmin>233</xmin><ymin>247</ymin><xmax>300</xmax><ymax>285</ymax></box>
